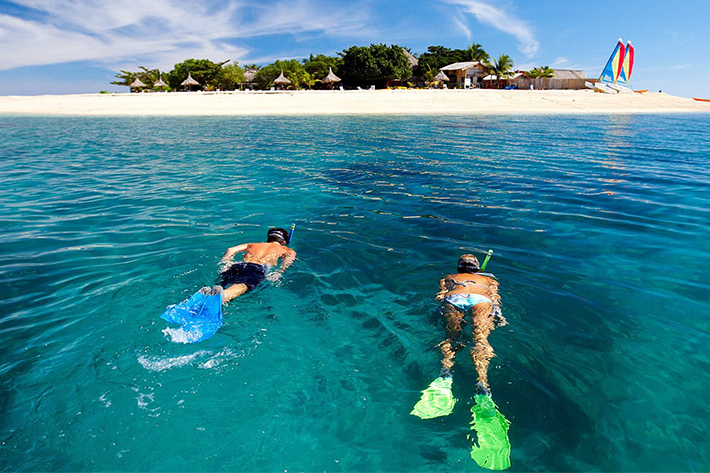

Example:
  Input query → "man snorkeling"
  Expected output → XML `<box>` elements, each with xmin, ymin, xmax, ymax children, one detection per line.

<box><xmin>411</xmin><ymin>253</ymin><xmax>512</xmax><ymax>470</ymax></box>
<box><xmin>214</xmin><ymin>227</ymin><xmax>296</xmax><ymax>303</ymax></box>
<box><xmin>161</xmin><ymin>227</ymin><xmax>296</xmax><ymax>344</ymax></box>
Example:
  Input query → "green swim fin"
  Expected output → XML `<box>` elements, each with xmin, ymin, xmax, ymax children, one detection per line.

<box><xmin>410</xmin><ymin>376</ymin><xmax>457</xmax><ymax>419</ymax></box>
<box><xmin>469</xmin><ymin>394</ymin><xmax>511</xmax><ymax>470</ymax></box>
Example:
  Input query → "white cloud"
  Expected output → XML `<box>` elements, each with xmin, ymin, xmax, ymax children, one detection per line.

<box><xmin>553</xmin><ymin>57</ymin><xmax>568</xmax><ymax>67</ymax></box>
<box><xmin>0</xmin><ymin>0</ymin><xmax>370</xmax><ymax>70</ymax></box>
<box><xmin>442</xmin><ymin>0</ymin><xmax>538</xmax><ymax>56</ymax></box>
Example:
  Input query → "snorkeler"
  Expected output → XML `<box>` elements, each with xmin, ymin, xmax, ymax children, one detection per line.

<box><xmin>160</xmin><ymin>227</ymin><xmax>296</xmax><ymax>344</ymax></box>
<box><xmin>435</xmin><ymin>253</ymin><xmax>506</xmax><ymax>391</ymax></box>
<box><xmin>411</xmin><ymin>253</ymin><xmax>511</xmax><ymax>470</ymax></box>
<box><xmin>215</xmin><ymin>227</ymin><xmax>297</xmax><ymax>303</ymax></box>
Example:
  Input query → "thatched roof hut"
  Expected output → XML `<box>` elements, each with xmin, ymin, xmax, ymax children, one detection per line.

<box><xmin>509</xmin><ymin>69</ymin><xmax>589</xmax><ymax>90</ymax></box>
<box><xmin>402</xmin><ymin>49</ymin><xmax>418</xmax><ymax>68</ymax></box>
<box><xmin>322</xmin><ymin>67</ymin><xmax>341</xmax><ymax>83</ymax></box>
<box><xmin>243</xmin><ymin>69</ymin><xmax>258</xmax><ymax>83</ymax></box>
<box><xmin>433</xmin><ymin>71</ymin><xmax>449</xmax><ymax>82</ymax></box>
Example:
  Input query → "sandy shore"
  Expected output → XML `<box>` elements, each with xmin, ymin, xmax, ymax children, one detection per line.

<box><xmin>0</xmin><ymin>89</ymin><xmax>708</xmax><ymax>115</ymax></box>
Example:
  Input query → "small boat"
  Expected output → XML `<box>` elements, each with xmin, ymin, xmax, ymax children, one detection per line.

<box><xmin>588</xmin><ymin>39</ymin><xmax>636</xmax><ymax>94</ymax></box>
<box><xmin>693</xmin><ymin>97</ymin><xmax>710</xmax><ymax>102</ymax></box>
<box><xmin>634</xmin><ymin>90</ymin><xmax>648</xmax><ymax>94</ymax></box>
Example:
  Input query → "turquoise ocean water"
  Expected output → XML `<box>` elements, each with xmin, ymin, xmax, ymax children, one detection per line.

<box><xmin>1</xmin><ymin>115</ymin><xmax>709</xmax><ymax>472</ymax></box>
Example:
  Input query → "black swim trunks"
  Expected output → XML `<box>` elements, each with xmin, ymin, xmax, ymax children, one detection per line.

<box><xmin>219</xmin><ymin>262</ymin><xmax>267</xmax><ymax>292</ymax></box>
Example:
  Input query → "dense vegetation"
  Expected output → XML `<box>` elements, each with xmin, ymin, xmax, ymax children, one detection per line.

<box><xmin>112</xmin><ymin>42</ymin><xmax>551</xmax><ymax>91</ymax></box>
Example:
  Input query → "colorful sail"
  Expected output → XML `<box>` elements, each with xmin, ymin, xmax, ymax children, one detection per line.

<box><xmin>598</xmin><ymin>39</ymin><xmax>626</xmax><ymax>84</ymax></box>
<box><xmin>617</xmin><ymin>41</ymin><xmax>635</xmax><ymax>84</ymax></box>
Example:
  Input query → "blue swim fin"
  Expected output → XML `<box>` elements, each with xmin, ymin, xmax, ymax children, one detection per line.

<box><xmin>161</xmin><ymin>287</ymin><xmax>223</xmax><ymax>343</ymax></box>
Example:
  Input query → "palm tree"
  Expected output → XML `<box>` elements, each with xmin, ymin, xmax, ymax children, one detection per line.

<box><xmin>424</xmin><ymin>65</ymin><xmax>437</xmax><ymax>87</ymax></box>
<box><xmin>537</xmin><ymin>66</ymin><xmax>554</xmax><ymax>89</ymax></box>
<box><xmin>467</xmin><ymin>42</ymin><xmax>490</xmax><ymax>63</ymax></box>
<box><xmin>527</xmin><ymin>66</ymin><xmax>554</xmax><ymax>89</ymax></box>
<box><xmin>489</xmin><ymin>54</ymin><xmax>514</xmax><ymax>89</ymax></box>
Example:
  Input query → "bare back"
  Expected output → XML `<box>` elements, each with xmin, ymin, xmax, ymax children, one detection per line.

<box><xmin>438</xmin><ymin>273</ymin><xmax>500</xmax><ymax>303</ymax></box>
<box><xmin>243</xmin><ymin>242</ymin><xmax>294</xmax><ymax>267</ymax></box>
<box><xmin>221</xmin><ymin>241</ymin><xmax>296</xmax><ymax>272</ymax></box>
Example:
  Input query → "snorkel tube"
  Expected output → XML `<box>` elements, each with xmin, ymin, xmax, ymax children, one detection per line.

<box><xmin>480</xmin><ymin>249</ymin><xmax>493</xmax><ymax>271</ymax></box>
<box><xmin>288</xmin><ymin>223</ymin><xmax>296</xmax><ymax>244</ymax></box>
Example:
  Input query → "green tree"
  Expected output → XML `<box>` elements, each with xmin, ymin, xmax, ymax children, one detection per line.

<box><xmin>255</xmin><ymin>59</ymin><xmax>306</xmax><ymax>90</ymax></box>
<box><xmin>489</xmin><ymin>54</ymin><xmax>515</xmax><ymax>88</ymax></box>
<box><xmin>415</xmin><ymin>45</ymin><xmax>470</xmax><ymax>75</ymax></box>
<box><xmin>166</xmin><ymin>59</ymin><xmax>228</xmax><ymax>90</ymax></box>
<box><xmin>537</xmin><ymin>66</ymin><xmax>554</xmax><ymax>89</ymax></box>
<box><xmin>303</xmin><ymin>54</ymin><xmax>343</xmax><ymax>81</ymax></box>
<box><xmin>338</xmin><ymin>44</ymin><xmax>411</xmax><ymax>88</ymax></box>
<box><xmin>215</xmin><ymin>61</ymin><xmax>246</xmax><ymax>90</ymax></box>
<box><xmin>466</xmin><ymin>42</ymin><xmax>490</xmax><ymax>63</ymax></box>
<box><xmin>111</xmin><ymin>66</ymin><xmax>160</xmax><ymax>89</ymax></box>
<box><xmin>423</xmin><ymin>65</ymin><xmax>437</xmax><ymax>87</ymax></box>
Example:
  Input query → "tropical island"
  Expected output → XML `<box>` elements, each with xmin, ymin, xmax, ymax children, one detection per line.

<box><xmin>111</xmin><ymin>43</ymin><xmax>564</xmax><ymax>92</ymax></box>
<box><xmin>0</xmin><ymin>42</ymin><xmax>707</xmax><ymax>115</ymax></box>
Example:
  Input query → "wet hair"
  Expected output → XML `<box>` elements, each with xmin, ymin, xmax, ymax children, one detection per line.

<box><xmin>458</xmin><ymin>254</ymin><xmax>480</xmax><ymax>274</ymax></box>
<box><xmin>267</xmin><ymin>227</ymin><xmax>290</xmax><ymax>245</ymax></box>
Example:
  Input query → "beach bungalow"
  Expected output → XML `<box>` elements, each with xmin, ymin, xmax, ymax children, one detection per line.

<box><xmin>439</xmin><ymin>61</ymin><xmax>488</xmax><ymax>88</ymax></box>
<box><xmin>242</xmin><ymin>69</ymin><xmax>258</xmax><ymax>90</ymax></box>
<box><xmin>510</xmin><ymin>69</ymin><xmax>589</xmax><ymax>90</ymax></box>
<box><xmin>389</xmin><ymin>48</ymin><xmax>418</xmax><ymax>88</ymax></box>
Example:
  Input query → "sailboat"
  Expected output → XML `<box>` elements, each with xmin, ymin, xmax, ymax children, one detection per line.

<box><xmin>609</xmin><ymin>41</ymin><xmax>635</xmax><ymax>93</ymax></box>
<box><xmin>585</xmin><ymin>39</ymin><xmax>635</xmax><ymax>94</ymax></box>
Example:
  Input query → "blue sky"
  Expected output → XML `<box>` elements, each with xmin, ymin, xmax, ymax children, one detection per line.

<box><xmin>0</xmin><ymin>0</ymin><xmax>707</xmax><ymax>97</ymax></box>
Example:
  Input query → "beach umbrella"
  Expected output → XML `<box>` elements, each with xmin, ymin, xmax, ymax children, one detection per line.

<box><xmin>153</xmin><ymin>75</ymin><xmax>168</xmax><ymax>88</ymax></box>
<box><xmin>181</xmin><ymin>73</ymin><xmax>200</xmax><ymax>91</ymax></box>
<box><xmin>433</xmin><ymin>71</ymin><xmax>450</xmax><ymax>82</ymax></box>
<box><xmin>130</xmin><ymin>78</ymin><xmax>146</xmax><ymax>93</ymax></box>
<box><xmin>273</xmin><ymin>70</ymin><xmax>291</xmax><ymax>89</ymax></box>
<box><xmin>321</xmin><ymin>67</ymin><xmax>341</xmax><ymax>89</ymax></box>
<box><xmin>322</xmin><ymin>67</ymin><xmax>341</xmax><ymax>83</ymax></box>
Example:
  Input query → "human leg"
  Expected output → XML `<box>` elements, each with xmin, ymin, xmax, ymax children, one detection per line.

<box><xmin>223</xmin><ymin>283</ymin><xmax>248</xmax><ymax>303</ymax></box>
<box><xmin>440</xmin><ymin>304</ymin><xmax>465</xmax><ymax>372</ymax></box>
<box><xmin>470</xmin><ymin>302</ymin><xmax>496</xmax><ymax>394</ymax></box>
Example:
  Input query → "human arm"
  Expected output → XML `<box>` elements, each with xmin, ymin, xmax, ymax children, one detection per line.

<box><xmin>220</xmin><ymin>244</ymin><xmax>248</xmax><ymax>265</ymax></box>
<box><xmin>278</xmin><ymin>248</ymin><xmax>297</xmax><ymax>273</ymax></box>
<box><xmin>435</xmin><ymin>277</ymin><xmax>447</xmax><ymax>301</ymax></box>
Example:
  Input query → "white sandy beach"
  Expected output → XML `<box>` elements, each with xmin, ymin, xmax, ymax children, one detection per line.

<box><xmin>0</xmin><ymin>89</ymin><xmax>707</xmax><ymax>115</ymax></box>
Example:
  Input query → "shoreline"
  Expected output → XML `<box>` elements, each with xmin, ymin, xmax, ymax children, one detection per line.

<box><xmin>0</xmin><ymin>89</ymin><xmax>708</xmax><ymax>116</ymax></box>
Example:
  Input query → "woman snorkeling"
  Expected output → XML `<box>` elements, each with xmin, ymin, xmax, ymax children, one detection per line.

<box><xmin>436</xmin><ymin>253</ymin><xmax>506</xmax><ymax>393</ymax></box>
<box><xmin>411</xmin><ymin>253</ymin><xmax>512</xmax><ymax>470</ymax></box>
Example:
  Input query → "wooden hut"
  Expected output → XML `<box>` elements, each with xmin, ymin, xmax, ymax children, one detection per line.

<box><xmin>242</xmin><ymin>69</ymin><xmax>258</xmax><ymax>90</ymax></box>
<box><xmin>510</xmin><ymin>69</ymin><xmax>589</xmax><ymax>90</ymax></box>
<box><xmin>439</xmin><ymin>61</ymin><xmax>488</xmax><ymax>88</ymax></box>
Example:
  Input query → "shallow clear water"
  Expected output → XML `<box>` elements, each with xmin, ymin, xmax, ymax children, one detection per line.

<box><xmin>1</xmin><ymin>114</ymin><xmax>709</xmax><ymax>472</ymax></box>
